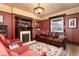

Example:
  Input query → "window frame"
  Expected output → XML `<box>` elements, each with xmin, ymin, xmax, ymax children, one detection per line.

<box><xmin>49</xmin><ymin>14</ymin><xmax>65</xmax><ymax>33</ymax></box>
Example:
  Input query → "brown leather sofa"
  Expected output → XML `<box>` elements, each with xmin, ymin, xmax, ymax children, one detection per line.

<box><xmin>35</xmin><ymin>32</ymin><xmax>67</xmax><ymax>49</ymax></box>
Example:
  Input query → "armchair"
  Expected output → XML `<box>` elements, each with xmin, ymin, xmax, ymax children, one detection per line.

<box><xmin>0</xmin><ymin>34</ymin><xmax>22</xmax><ymax>48</ymax></box>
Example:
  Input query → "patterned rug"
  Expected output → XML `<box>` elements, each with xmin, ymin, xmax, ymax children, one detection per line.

<box><xmin>29</xmin><ymin>41</ymin><xmax>66</xmax><ymax>56</ymax></box>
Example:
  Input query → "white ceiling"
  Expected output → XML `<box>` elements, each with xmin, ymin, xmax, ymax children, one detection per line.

<box><xmin>4</xmin><ymin>3</ymin><xmax>79</xmax><ymax>17</ymax></box>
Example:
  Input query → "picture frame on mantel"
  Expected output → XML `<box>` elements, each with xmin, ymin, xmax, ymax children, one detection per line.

<box><xmin>0</xmin><ymin>15</ymin><xmax>4</xmax><ymax>23</ymax></box>
<box><xmin>69</xmin><ymin>18</ymin><xmax>77</xmax><ymax>28</ymax></box>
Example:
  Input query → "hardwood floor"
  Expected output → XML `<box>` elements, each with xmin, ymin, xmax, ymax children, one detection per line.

<box><xmin>66</xmin><ymin>43</ymin><xmax>79</xmax><ymax>56</ymax></box>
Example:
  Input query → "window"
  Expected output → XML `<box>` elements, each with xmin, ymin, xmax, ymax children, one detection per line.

<box><xmin>50</xmin><ymin>15</ymin><xmax>64</xmax><ymax>32</ymax></box>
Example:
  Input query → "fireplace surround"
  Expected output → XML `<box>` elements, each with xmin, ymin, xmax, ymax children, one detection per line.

<box><xmin>20</xmin><ymin>31</ymin><xmax>31</xmax><ymax>43</ymax></box>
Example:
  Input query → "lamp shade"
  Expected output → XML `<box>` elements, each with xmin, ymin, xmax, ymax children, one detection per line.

<box><xmin>33</xmin><ymin>3</ymin><xmax>45</xmax><ymax>14</ymax></box>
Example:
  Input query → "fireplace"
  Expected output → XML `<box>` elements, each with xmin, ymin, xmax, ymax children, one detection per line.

<box><xmin>20</xmin><ymin>31</ymin><xmax>31</xmax><ymax>43</ymax></box>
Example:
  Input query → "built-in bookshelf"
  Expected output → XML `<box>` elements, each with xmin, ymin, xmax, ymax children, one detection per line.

<box><xmin>17</xmin><ymin>19</ymin><xmax>31</xmax><ymax>28</ymax></box>
<box><xmin>15</xmin><ymin>15</ymin><xmax>32</xmax><ymax>39</ymax></box>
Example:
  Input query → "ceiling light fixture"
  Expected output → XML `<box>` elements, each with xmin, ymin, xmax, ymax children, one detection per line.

<box><xmin>33</xmin><ymin>3</ymin><xmax>45</xmax><ymax>14</ymax></box>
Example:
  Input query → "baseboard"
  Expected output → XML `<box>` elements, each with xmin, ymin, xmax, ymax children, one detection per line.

<box><xmin>67</xmin><ymin>40</ymin><xmax>79</xmax><ymax>45</ymax></box>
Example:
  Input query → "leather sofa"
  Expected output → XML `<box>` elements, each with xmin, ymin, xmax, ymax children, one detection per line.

<box><xmin>35</xmin><ymin>33</ymin><xmax>66</xmax><ymax>49</ymax></box>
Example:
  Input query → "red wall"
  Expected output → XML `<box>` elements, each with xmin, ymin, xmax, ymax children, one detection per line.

<box><xmin>65</xmin><ymin>13</ymin><xmax>79</xmax><ymax>43</ymax></box>
<box><xmin>32</xmin><ymin>20</ymin><xmax>37</xmax><ymax>39</ymax></box>
<box><xmin>0</xmin><ymin>12</ymin><xmax>13</xmax><ymax>39</ymax></box>
<box><xmin>32</xmin><ymin>20</ymin><xmax>42</xmax><ymax>39</ymax></box>
<box><xmin>40</xmin><ymin>19</ymin><xmax>50</xmax><ymax>32</ymax></box>
<box><xmin>12</xmin><ymin>14</ymin><xmax>16</xmax><ymax>39</ymax></box>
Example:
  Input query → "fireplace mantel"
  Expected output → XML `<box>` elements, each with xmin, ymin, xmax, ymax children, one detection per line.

<box><xmin>20</xmin><ymin>31</ymin><xmax>31</xmax><ymax>43</ymax></box>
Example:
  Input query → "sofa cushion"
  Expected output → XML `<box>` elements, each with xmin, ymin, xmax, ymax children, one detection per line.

<box><xmin>8</xmin><ymin>50</ymin><xmax>19</xmax><ymax>56</ymax></box>
<box><xmin>11</xmin><ymin>45</ymin><xmax>29</xmax><ymax>54</ymax></box>
<box><xmin>0</xmin><ymin>41</ymin><xmax>9</xmax><ymax>56</ymax></box>
<box><xmin>53</xmin><ymin>38</ymin><xmax>63</xmax><ymax>42</ymax></box>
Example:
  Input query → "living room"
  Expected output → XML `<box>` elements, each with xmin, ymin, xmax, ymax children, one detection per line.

<box><xmin>0</xmin><ymin>2</ymin><xmax>79</xmax><ymax>56</ymax></box>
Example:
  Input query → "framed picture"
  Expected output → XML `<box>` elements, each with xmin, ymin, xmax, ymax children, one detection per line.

<box><xmin>69</xmin><ymin>18</ymin><xmax>76</xmax><ymax>28</ymax></box>
<box><xmin>0</xmin><ymin>15</ymin><xmax>4</xmax><ymax>23</ymax></box>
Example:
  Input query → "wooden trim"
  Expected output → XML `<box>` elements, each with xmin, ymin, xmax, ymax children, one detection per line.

<box><xmin>64</xmin><ymin>14</ymin><xmax>66</xmax><ymax>34</ymax></box>
<box><xmin>49</xmin><ymin>14</ymin><xmax>66</xmax><ymax>33</ymax></box>
<box><xmin>0</xmin><ymin>11</ymin><xmax>33</xmax><ymax>21</ymax></box>
<box><xmin>67</xmin><ymin>40</ymin><xmax>79</xmax><ymax>45</ymax></box>
<box><xmin>49</xmin><ymin>18</ymin><xmax>51</xmax><ymax>32</ymax></box>
<box><xmin>15</xmin><ymin>15</ymin><xmax>32</xmax><ymax>21</ymax></box>
<box><xmin>0</xmin><ymin>11</ymin><xmax>11</xmax><ymax>14</ymax></box>
<box><xmin>49</xmin><ymin>14</ymin><xmax>65</xmax><ymax>19</ymax></box>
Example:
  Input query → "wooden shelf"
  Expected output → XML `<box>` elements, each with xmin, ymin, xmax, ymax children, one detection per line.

<box><xmin>15</xmin><ymin>16</ymin><xmax>32</xmax><ymax>39</ymax></box>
